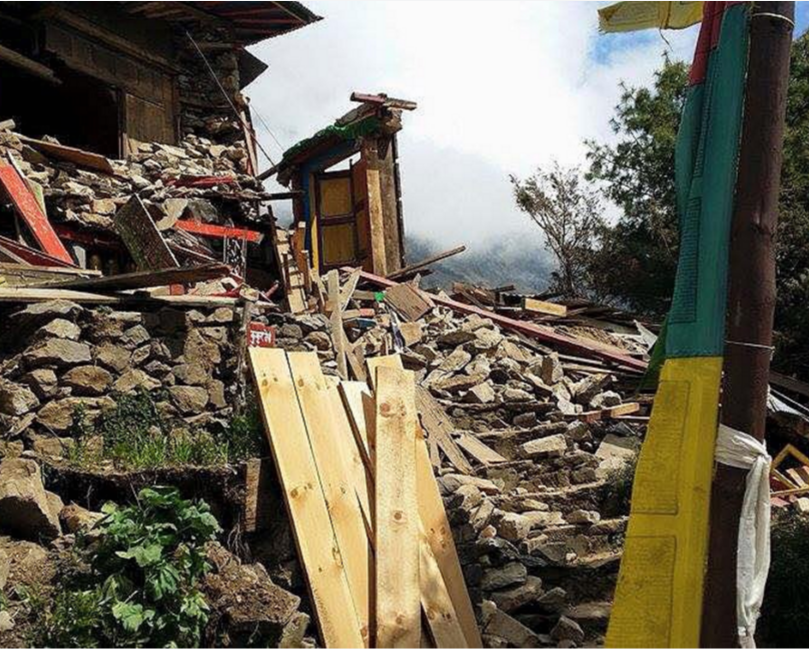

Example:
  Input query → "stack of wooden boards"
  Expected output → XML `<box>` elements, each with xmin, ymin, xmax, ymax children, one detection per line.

<box><xmin>248</xmin><ymin>349</ymin><xmax>482</xmax><ymax>648</ymax></box>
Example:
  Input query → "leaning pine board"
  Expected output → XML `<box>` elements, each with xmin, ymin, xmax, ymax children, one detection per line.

<box><xmin>248</xmin><ymin>348</ymin><xmax>364</xmax><ymax>648</ymax></box>
<box><xmin>419</xmin><ymin>525</ymin><xmax>468</xmax><ymax>648</ymax></box>
<box><xmin>338</xmin><ymin>380</ymin><xmax>374</xmax><ymax>472</ymax></box>
<box><xmin>415</xmin><ymin>434</ymin><xmax>484</xmax><ymax>648</ymax></box>
<box><xmin>375</xmin><ymin>366</ymin><xmax>421</xmax><ymax>648</ymax></box>
<box><xmin>288</xmin><ymin>353</ymin><xmax>372</xmax><ymax>647</ymax></box>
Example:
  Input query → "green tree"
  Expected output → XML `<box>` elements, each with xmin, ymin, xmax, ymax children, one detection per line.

<box><xmin>510</xmin><ymin>163</ymin><xmax>604</xmax><ymax>296</ymax></box>
<box><xmin>583</xmin><ymin>42</ymin><xmax>809</xmax><ymax>377</ymax></box>
<box><xmin>584</xmin><ymin>56</ymin><xmax>689</xmax><ymax>315</ymax></box>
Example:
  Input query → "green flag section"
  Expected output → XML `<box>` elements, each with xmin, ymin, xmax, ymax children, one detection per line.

<box><xmin>607</xmin><ymin>3</ymin><xmax>749</xmax><ymax>647</ymax></box>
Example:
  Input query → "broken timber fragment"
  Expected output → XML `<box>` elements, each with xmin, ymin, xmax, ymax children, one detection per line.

<box><xmin>29</xmin><ymin>262</ymin><xmax>230</xmax><ymax>292</ymax></box>
<box><xmin>384</xmin><ymin>281</ymin><xmax>434</xmax><ymax>322</ymax></box>
<box><xmin>374</xmin><ymin>365</ymin><xmax>420</xmax><ymax>648</ymax></box>
<box><xmin>16</xmin><ymin>134</ymin><xmax>115</xmax><ymax>174</ymax></box>
<box><xmin>114</xmin><ymin>196</ymin><xmax>179</xmax><ymax>271</ymax></box>
<box><xmin>387</xmin><ymin>245</ymin><xmax>467</xmax><ymax>281</ymax></box>
<box><xmin>521</xmin><ymin>297</ymin><xmax>568</xmax><ymax>317</ymax></box>
<box><xmin>0</xmin><ymin>164</ymin><xmax>73</xmax><ymax>265</ymax></box>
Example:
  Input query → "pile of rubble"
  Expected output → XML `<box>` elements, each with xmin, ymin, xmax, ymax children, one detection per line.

<box><xmin>366</xmin><ymin>304</ymin><xmax>644</xmax><ymax>647</ymax></box>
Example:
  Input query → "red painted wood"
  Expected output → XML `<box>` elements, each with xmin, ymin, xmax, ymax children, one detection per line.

<box><xmin>0</xmin><ymin>235</ymin><xmax>74</xmax><ymax>268</ymax></box>
<box><xmin>175</xmin><ymin>220</ymin><xmax>263</xmax><ymax>243</ymax></box>
<box><xmin>351</xmin><ymin>268</ymin><xmax>649</xmax><ymax>372</ymax></box>
<box><xmin>0</xmin><ymin>165</ymin><xmax>74</xmax><ymax>264</ymax></box>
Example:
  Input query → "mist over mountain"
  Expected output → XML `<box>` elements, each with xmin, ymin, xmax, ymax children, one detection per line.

<box><xmin>405</xmin><ymin>232</ymin><xmax>554</xmax><ymax>293</ymax></box>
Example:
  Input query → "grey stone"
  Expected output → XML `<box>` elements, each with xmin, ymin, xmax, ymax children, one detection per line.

<box><xmin>94</xmin><ymin>343</ymin><xmax>132</xmax><ymax>373</ymax></box>
<box><xmin>473</xmin><ymin>327</ymin><xmax>503</xmax><ymax>351</ymax></box>
<box><xmin>490</xmin><ymin>575</ymin><xmax>544</xmax><ymax>613</ymax></box>
<box><xmin>0</xmin><ymin>383</ymin><xmax>39</xmax><ymax>416</ymax></box>
<box><xmin>480</xmin><ymin>561</ymin><xmax>527</xmax><ymax>591</ymax></box>
<box><xmin>503</xmin><ymin>387</ymin><xmax>532</xmax><ymax>403</ymax></box>
<box><xmin>438</xmin><ymin>348</ymin><xmax>472</xmax><ymax>374</ymax></box>
<box><xmin>566</xmin><ymin>510</ymin><xmax>601</xmax><ymax>525</ymax></box>
<box><xmin>19</xmin><ymin>369</ymin><xmax>58</xmax><ymax>399</ymax></box>
<box><xmin>539</xmin><ymin>353</ymin><xmax>564</xmax><ymax>385</ymax></box>
<box><xmin>122</xmin><ymin>325</ymin><xmax>151</xmax><ymax>348</ymax></box>
<box><xmin>60</xmin><ymin>503</ymin><xmax>104</xmax><ymax>534</ymax></box>
<box><xmin>0</xmin><ymin>548</ymin><xmax>8</xmax><ymax>590</ymax></box>
<box><xmin>304</xmin><ymin>331</ymin><xmax>331</xmax><ymax>351</ymax></box>
<box><xmin>62</xmin><ymin>365</ymin><xmax>113</xmax><ymax>396</ymax></box>
<box><xmin>485</xmin><ymin>609</ymin><xmax>541</xmax><ymax>648</ymax></box>
<box><xmin>36</xmin><ymin>318</ymin><xmax>81</xmax><ymax>341</ymax></box>
<box><xmin>208</xmin><ymin>379</ymin><xmax>227</xmax><ymax>409</ymax></box>
<box><xmin>0</xmin><ymin>458</ymin><xmax>61</xmax><ymax>540</ymax></box>
<box><xmin>169</xmin><ymin>386</ymin><xmax>209</xmax><ymax>414</ymax></box>
<box><xmin>465</xmin><ymin>382</ymin><xmax>496</xmax><ymax>405</ymax></box>
<box><xmin>520</xmin><ymin>434</ymin><xmax>567</xmax><ymax>459</ymax></box>
<box><xmin>496</xmin><ymin>512</ymin><xmax>532</xmax><ymax>542</ymax></box>
<box><xmin>551</xmin><ymin>616</ymin><xmax>585</xmax><ymax>644</ymax></box>
<box><xmin>27</xmin><ymin>339</ymin><xmax>91</xmax><ymax>368</ymax></box>
<box><xmin>113</xmin><ymin>369</ymin><xmax>160</xmax><ymax>393</ymax></box>
<box><xmin>173</xmin><ymin>362</ymin><xmax>209</xmax><ymax>386</ymax></box>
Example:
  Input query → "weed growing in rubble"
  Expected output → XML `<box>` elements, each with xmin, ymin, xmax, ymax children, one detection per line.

<box><xmin>35</xmin><ymin>487</ymin><xmax>221</xmax><ymax>648</ymax></box>
<box><xmin>66</xmin><ymin>391</ymin><xmax>264</xmax><ymax>470</ymax></box>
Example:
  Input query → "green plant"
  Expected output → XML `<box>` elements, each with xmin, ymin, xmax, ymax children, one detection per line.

<box><xmin>37</xmin><ymin>487</ymin><xmax>221</xmax><ymax>648</ymax></box>
<box><xmin>68</xmin><ymin>391</ymin><xmax>233</xmax><ymax>471</ymax></box>
<box><xmin>221</xmin><ymin>407</ymin><xmax>265</xmax><ymax>461</ymax></box>
<box><xmin>759</xmin><ymin>510</ymin><xmax>809</xmax><ymax>647</ymax></box>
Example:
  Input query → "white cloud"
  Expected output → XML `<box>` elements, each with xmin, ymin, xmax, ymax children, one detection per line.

<box><xmin>248</xmin><ymin>1</ymin><xmax>699</xmax><ymax>248</ymax></box>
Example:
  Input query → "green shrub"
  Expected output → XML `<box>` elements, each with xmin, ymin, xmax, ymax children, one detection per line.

<box><xmin>68</xmin><ymin>391</ymin><xmax>239</xmax><ymax>471</ymax></box>
<box><xmin>37</xmin><ymin>487</ymin><xmax>221</xmax><ymax>648</ymax></box>
<box><xmin>759</xmin><ymin>510</ymin><xmax>809</xmax><ymax>647</ymax></box>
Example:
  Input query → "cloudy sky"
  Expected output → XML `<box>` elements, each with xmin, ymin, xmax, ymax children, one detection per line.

<box><xmin>248</xmin><ymin>2</ymin><xmax>809</xmax><ymax>250</ymax></box>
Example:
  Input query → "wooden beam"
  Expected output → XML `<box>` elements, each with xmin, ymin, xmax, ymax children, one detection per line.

<box><xmin>366</xmin><ymin>169</ymin><xmax>387</xmax><ymax>276</ymax></box>
<box><xmin>248</xmin><ymin>348</ymin><xmax>365</xmax><ymax>648</ymax></box>
<box><xmin>387</xmin><ymin>246</ymin><xmax>466</xmax><ymax>281</ymax></box>
<box><xmin>374</xmin><ymin>365</ymin><xmax>421</xmax><ymax>648</ymax></box>
<box><xmin>0</xmin><ymin>44</ymin><xmax>60</xmax><ymax>84</ymax></box>
<box><xmin>174</xmin><ymin>220</ymin><xmax>263</xmax><ymax>244</ymax></box>
<box><xmin>114</xmin><ymin>196</ymin><xmax>179</xmax><ymax>271</ymax></box>
<box><xmin>352</xmin><ymin>270</ymin><xmax>648</xmax><ymax>372</ymax></box>
<box><xmin>0</xmin><ymin>287</ymin><xmax>242</xmax><ymax>308</ymax></box>
<box><xmin>29</xmin><ymin>262</ymin><xmax>230</xmax><ymax>292</ymax></box>
<box><xmin>17</xmin><ymin>134</ymin><xmax>115</xmax><ymax>175</ymax></box>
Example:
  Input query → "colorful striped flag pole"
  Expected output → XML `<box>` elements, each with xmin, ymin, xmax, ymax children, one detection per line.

<box><xmin>607</xmin><ymin>3</ymin><xmax>750</xmax><ymax>646</ymax></box>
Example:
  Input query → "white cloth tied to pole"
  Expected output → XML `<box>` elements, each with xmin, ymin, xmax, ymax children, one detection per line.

<box><xmin>714</xmin><ymin>423</ymin><xmax>772</xmax><ymax>649</ymax></box>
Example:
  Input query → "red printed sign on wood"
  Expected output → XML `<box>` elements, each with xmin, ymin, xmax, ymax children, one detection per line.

<box><xmin>247</xmin><ymin>323</ymin><xmax>276</xmax><ymax>348</ymax></box>
<box><xmin>0</xmin><ymin>164</ymin><xmax>74</xmax><ymax>265</ymax></box>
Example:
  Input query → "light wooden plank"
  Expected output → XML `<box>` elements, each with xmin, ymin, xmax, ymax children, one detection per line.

<box><xmin>367</xmin><ymin>168</ymin><xmax>387</xmax><ymax>276</ymax></box>
<box><xmin>419</xmin><ymin>531</ymin><xmax>468</xmax><ymax>648</ymax></box>
<box><xmin>521</xmin><ymin>297</ymin><xmax>568</xmax><ymax>317</ymax></box>
<box><xmin>327</xmin><ymin>271</ymin><xmax>348</xmax><ymax>379</ymax></box>
<box><xmin>339</xmin><ymin>381</ymin><xmax>374</xmax><ymax>470</ymax></box>
<box><xmin>288</xmin><ymin>353</ymin><xmax>371</xmax><ymax>647</ymax></box>
<box><xmin>375</xmin><ymin>365</ymin><xmax>420</xmax><ymax>648</ymax></box>
<box><xmin>248</xmin><ymin>348</ymin><xmax>364</xmax><ymax>648</ymax></box>
<box><xmin>366</xmin><ymin>354</ymin><xmax>405</xmax><ymax>390</ymax></box>
<box><xmin>415</xmin><ymin>435</ymin><xmax>483</xmax><ymax>648</ymax></box>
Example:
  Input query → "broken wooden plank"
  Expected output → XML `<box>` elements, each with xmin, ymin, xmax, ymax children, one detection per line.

<box><xmin>419</xmin><ymin>529</ymin><xmax>468</xmax><ymax>648</ymax></box>
<box><xmin>0</xmin><ymin>164</ymin><xmax>73</xmax><ymax>264</ymax></box>
<box><xmin>114</xmin><ymin>195</ymin><xmax>179</xmax><ymax>271</ymax></box>
<box><xmin>456</xmin><ymin>433</ymin><xmax>507</xmax><ymax>466</ymax></box>
<box><xmin>415</xmin><ymin>434</ymin><xmax>483</xmax><ymax>648</ymax></box>
<box><xmin>387</xmin><ymin>245</ymin><xmax>466</xmax><ymax>281</ymax></box>
<box><xmin>374</xmin><ymin>365</ymin><xmax>420</xmax><ymax>648</ymax></box>
<box><xmin>0</xmin><ymin>287</ymin><xmax>242</xmax><ymax>308</ymax></box>
<box><xmin>248</xmin><ymin>348</ymin><xmax>365</xmax><ymax>648</ymax></box>
<box><xmin>0</xmin><ymin>263</ymin><xmax>100</xmax><ymax>287</ymax></box>
<box><xmin>385</xmin><ymin>282</ymin><xmax>434</xmax><ymax>322</ymax></box>
<box><xmin>770</xmin><ymin>371</ymin><xmax>809</xmax><ymax>399</ymax></box>
<box><xmin>339</xmin><ymin>268</ymin><xmax>362</xmax><ymax>310</ymax></box>
<box><xmin>289</xmin><ymin>353</ymin><xmax>371</xmax><ymax>646</ymax></box>
<box><xmin>574</xmin><ymin>402</ymin><xmax>641</xmax><ymax>423</ymax></box>
<box><xmin>353</xmin><ymin>270</ymin><xmax>648</xmax><ymax>372</ymax></box>
<box><xmin>30</xmin><ymin>262</ymin><xmax>230</xmax><ymax>291</ymax></box>
<box><xmin>416</xmin><ymin>386</ymin><xmax>474</xmax><ymax>475</ymax></box>
<box><xmin>17</xmin><ymin>134</ymin><xmax>115</xmax><ymax>174</ymax></box>
<box><xmin>327</xmin><ymin>271</ymin><xmax>348</xmax><ymax>380</ymax></box>
<box><xmin>521</xmin><ymin>297</ymin><xmax>568</xmax><ymax>317</ymax></box>
<box><xmin>339</xmin><ymin>381</ymin><xmax>374</xmax><ymax>471</ymax></box>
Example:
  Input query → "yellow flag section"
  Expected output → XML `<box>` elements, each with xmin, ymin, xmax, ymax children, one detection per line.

<box><xmin>606</xmin><ymin>357</ymin><xmax>722</xmax><ymax>648</ymax></box>
<box><xmin>598</xmin><ymin>1</ymin><xmax>703</xmax><ymax>33</ymax></box>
